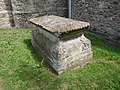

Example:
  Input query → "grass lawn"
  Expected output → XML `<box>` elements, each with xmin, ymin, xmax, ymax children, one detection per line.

<box><xmin>0</xmin><ymin>28</ymin><xmax>120</xmax><ymax>90</ymax></box>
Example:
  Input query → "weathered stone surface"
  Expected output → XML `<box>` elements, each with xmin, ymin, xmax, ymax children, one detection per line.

<box><xmin>0</xmin><ymin>0</ymin><xmax>12</xmax><ymax>11</ymax></box>
<box><xmin>10</xmin><ymin>0</ymin><xmax>67</xmax><ymax>28</ymax></box>
<box><xmin>31</xmin><ymin>16</ymin><xmax>92</xmax><ymax>74</ymax></box>
<box><xmin>0</xmin><ymin>0</ymin><xmax>14</xmax><ymax>28</ymax></box>
<box><xmin>72</xmin><ymin>0</ymin><xmax>120</xmax><ymax>44</ymax></box>
<box><xmin>30</xmin><ymin>15</ymin><xmax>90</xmax><ymax>33</ymax></box>
<box><xmin>10</xmin><ymin>0</ymin><xmax>38</xmax><ymax>27</ymax></box>
<box><xmin>0</xmin><ymin>0</ymin><xmax>67</xmax><ymax>28</ymax></box>
<box><xmin>12</xmin><ymin>12</ymin><xmax>39</xmax><ymax>28</ymax></box>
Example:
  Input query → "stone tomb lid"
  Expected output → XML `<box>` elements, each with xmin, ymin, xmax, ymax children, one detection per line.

<box><xmin>30</xmin><ymin>15</ymin><xmax>90</xmax><ymax>33</ymax></box>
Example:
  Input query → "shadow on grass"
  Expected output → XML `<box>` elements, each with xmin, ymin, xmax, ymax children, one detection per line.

<box><xmin>85</xmin><ymin>33</ymin><xmax>120</xmax><ymax>55</ymax></box>
<box><xmin>15</xmin><ymin>63</ymin><xmax>55</xmax><ymax>89</ymax></box>
<box><xmin>23</xmin><ymin>39</ymin><xmax>42</xmax><ymax>62</ymax></box>
<box><xmin>23</xmin><ymin>39</ymin><xmax>59</xmax><ymax>75</ymax></box>
<box><xmin>13</xmin><ymin>39</ymin><xmax>58</xmax><ymax>89</ymax></box>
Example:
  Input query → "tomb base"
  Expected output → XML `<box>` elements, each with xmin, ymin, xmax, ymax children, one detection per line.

<box><xmin>30</xmin><ymin>15</ymin><xmax>92</xmax><ymax>74</ymax></box>
<box><xmin>31</xmin><ymin>25</ymin><xmax>92</xmax><ymax>74</ymax></box>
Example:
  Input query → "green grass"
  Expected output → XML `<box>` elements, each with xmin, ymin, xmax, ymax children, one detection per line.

<box><xmin>0</xmin><ymin>28</ymin><xmax>120</xmax><ymax>90</ymax></box>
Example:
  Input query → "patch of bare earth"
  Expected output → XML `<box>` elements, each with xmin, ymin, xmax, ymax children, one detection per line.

<box><xmin>58</xmin><ymin>83</ymin><xmax>68</xmax><ymax>90</ymax></box>
<box><xmin>0</xmin><ymin>77</ymin><xmax>3</xmax><ymax>90</ymax></box>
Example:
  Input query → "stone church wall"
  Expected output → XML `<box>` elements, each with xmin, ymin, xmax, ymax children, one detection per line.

<box><xmin>0</xmin><ymin>0</ymin><xmax>14</xmax><ymax>27</ymax></box>
<box><xmin>72</xmin><ymin>0</ymin><xmax>120</xmax><ymax>43</ymax></box>
<box><xmin>0</xmin><ymin>0</ymin><xmax>67</xmax><ymax>28</ymax></box>
<box><xmin>11</xmin><ymin>0</ymin><xmax>67</xmax><ymax>28</ymax></box>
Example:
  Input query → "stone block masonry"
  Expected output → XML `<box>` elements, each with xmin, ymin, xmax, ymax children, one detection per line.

<box><xmin>30</xmin><ymin>15</ymin><xmax>92</xmax><ymax>74</ymax></box>
<box><xmin>72</xmin><ymin>0</ymin><xmax>120</xmax><ymax>44</ymax></box>
<box><xmin>0</xmin><ymin>0</ymin><xmax>67</xmax><ymax>28</ymax></box>
<box><xmin>0</xmin><ymin>0</ymin><xmax>15</xmax><ymax>27</ymax></box>
<box><xmin>11</xmin><ymin>0</ymin><xmax>67</xmax><ymax>28</ymax></box>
